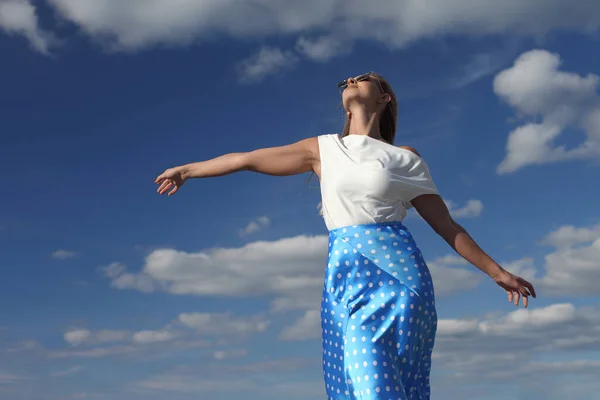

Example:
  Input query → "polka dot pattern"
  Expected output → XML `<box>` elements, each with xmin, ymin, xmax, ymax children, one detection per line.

<box><xmin>321</xmin><ymin>222</ymin><xmax>437</xmax><ymax>399</ymax></box>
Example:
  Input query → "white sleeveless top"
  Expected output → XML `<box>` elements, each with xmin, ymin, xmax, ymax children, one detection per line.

<box><xmin>318</xmin><ymin>133</ymin><xmax>439</xmax><ymax>231</ymax></box>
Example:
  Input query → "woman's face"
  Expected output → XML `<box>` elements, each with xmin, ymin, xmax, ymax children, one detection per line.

<box><xmin>341</xmin><ymin>74</ymin><xmax>385</xmax><ymax>113</ymax></box>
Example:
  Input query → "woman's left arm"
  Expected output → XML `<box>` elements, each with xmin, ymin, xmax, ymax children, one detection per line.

<box><xmin>411</xmin><ymin>194</ymin><xmax>536</xmax><ymax>307</ymax></box>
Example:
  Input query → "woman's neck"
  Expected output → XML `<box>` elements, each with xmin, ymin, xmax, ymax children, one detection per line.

<box><xmin>347</xmin><ymin>106</ymin><xmax>383</xmax><ymax>140</ymax></box>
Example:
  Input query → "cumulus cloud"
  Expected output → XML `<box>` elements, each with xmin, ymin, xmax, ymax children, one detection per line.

<box><xmin>436</xmin><ymin>303</ymin><xmax>600</xmax><ymax>368</ymax></box>
<box><xmin>102</xmin><ymin>235</ymin><xmax>328</xmax><ymax>313</ymax></box>
<box><xmin>239</xmin><ymin>216</ymin><xmax>271</xmax><ymax>236</ymax></box>
<box><xmin>538</xmin><ymin>223</ymin><xmax>600</xmax><ymax>296</ymax></box>
<box><xmin>132</xmin><ymin>330</ymin><xmax>179</xmax><ymax>344</ymax></box>
<box><xmin>295</xmin><ymin>36</ymin><xmax>348</xmax><ymax>62</ymax></box>
<box><xmin>63</xmin><ymin>329</ymin><xmax>90</xmax><ymax>346</ymax></box>
<box><xmin>540</xmin><ymin>222</ymin><xmax>600</xmax><ymax>249</ymax></box>
<box><xmin>488</xmin><ymin>222</ymin><xmax>600</xmax><ymax>297</ymax></box>
<box><xmin>430</xmin><ymin>302</ymin><xmax>600</xmax><ymax>398</ymax></box>
<box><xmin>102</xmin><ymin>234</ymin><xmax>490</xmax><ymax>317</ymax></box>
<box><xmin>445</xmin><ymin>199</ymin><xmax>484</xmax><ymax>219</ymax></box>
<box><xmin>494</xmin><ymin>49</ymin><xmax>600</xmax><ymax>173</ymax></box>
<box><xmin>49</xmin><ymin>345</ymin><xmax>137</xmax><ymax>359</ymax></box>
<box><xmin>212</xmin><ymin>349</ymin><xmax>248</xmax><ymax>360</ymax></box>
<box><xmin>134</xmin><ymin>373</ymin><xmax>323</xmax><ymax>398</ymax></box>
<box><xmin>449</xmin><ymin>50</ymin><xmax>514</xmax><ymax>90</ymax></box>
<box><xmin>427</xmin><ymin>254</ymin><xmax>482</xmax><ymax>296</ymax></box>
<box><xmin>51</xmin><ymin>249</ymin><xmax>77</xmax><ymax>259</ymax></box>
<box><xmin>49</xmin><ymin>366</ymin><xmax>84</xmax><ymax>378</ymax></box>
<box><xmin>0</xmin><ymin>0</ymin><xmax>56</xmax><ymax>54</ymax></box>
<box><xmin>237</xmin><ymin>47</ymin><xmax>298</xmax><ymax>84</ymax></box>
<box><xmin>8</xmin><ymin>0</ymin><xmax>600</xmax><ymax>82</ymax></box>
<box><xmin>132</xmin><ymin>302</ymin><xmax>600</xmax><ymax>399</ymax></box>
<box><xmin>178</xmin><ymin>312</ymin><xmax>270</xmax><ymax>336</ymax></box>
<box><xmin>41</xmin><ymin>0</ymin><xmax>600</xmax><ymax>51</ymax></box>
<box><xmin>64</xmin><ymin>329</ymin><xmax>128</xmax><ymax>347</ymax></box>
<box><xmin>54</xmin><ymin>310</ymin><xmax>268</xmax><ymax>359</ymax></box>
<box><xmin>0</xmin><ymin>371</ymin><xmax>25</xmax><ymax>384</ymax></box>
<box><xmin>278</xmin><ymin>310</ymin><xmax>321</xmax><ymax>341</ymax></box>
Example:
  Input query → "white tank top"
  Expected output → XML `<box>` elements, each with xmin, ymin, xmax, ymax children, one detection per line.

<box><xmin>318</xmin><ymin>133</ymin><xmax>439</xmax><ymax>231</ymax></box>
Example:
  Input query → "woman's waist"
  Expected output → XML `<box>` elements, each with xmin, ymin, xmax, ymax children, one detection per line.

<box><xmin>328</xmin><ymin>220</ymin><xmax>409</xmax><ymax>236</ymax></box>
<box><xmin>321</xmin><ymin>199</ymin><xmax>409</xmax><ymax>232</ymax></box>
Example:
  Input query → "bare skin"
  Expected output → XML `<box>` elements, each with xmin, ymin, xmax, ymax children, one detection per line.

<box><xmin>155</xmin><ymin>75</ymin><xmax>536</xmax><ymax>308</ymax></box>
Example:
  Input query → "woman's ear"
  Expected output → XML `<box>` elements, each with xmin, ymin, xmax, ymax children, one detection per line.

<box><xmin>347</xmin><ymin>111</ymin><xmax>351</xmax><ymax>118</ymax></box>
<box><xmin>380</xmin><ymin>93</ymin><xmax>391</xmax><ymax>104</ymax></box>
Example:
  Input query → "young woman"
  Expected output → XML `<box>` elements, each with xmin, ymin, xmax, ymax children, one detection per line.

<box><xmin>155</xmin><ymin>72</ymin><xmax>536</xmax><ymax>400</ymax></box>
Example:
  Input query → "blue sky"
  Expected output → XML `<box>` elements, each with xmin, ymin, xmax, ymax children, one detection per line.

<box><xmin>2</xmin><ymin>1</ymin><xmax>600</xmax><ymax>399</ymax></box>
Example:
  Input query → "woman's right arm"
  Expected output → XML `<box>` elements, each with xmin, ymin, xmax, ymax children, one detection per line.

<box><xmin>186</xmin><ymin>136</ymin><xmax>319</xmax><ymax>178</ymax></box>
<box><xmin>155</xmin><ymin>137</ymin><xmax>319</xmax><ymax>195</ymax></box>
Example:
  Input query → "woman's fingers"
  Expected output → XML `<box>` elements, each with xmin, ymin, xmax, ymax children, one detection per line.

<box><xmin>158</xmin><ymin>180</ymin><xmax>173</xmax><ymax>195</ymax></box>
<box><xmin>524</xmin><ymin>280</ymin><xmax>537</xmax><ymax>298</ymax></box>
<box><xmin>518</xmin><ymin>285</ymin><xmax>531</xmax><ymax>297</ymax></box>
<box><xmin>502</xmin><ymin>275</ymin><xmax>536</xmax><ymax>308</ymax></box>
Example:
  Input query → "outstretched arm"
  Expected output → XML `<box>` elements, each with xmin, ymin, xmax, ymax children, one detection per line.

<box><xmin>411</xmin><ymin>193</ymin><xmax>536</xmax><ymax>307</ymax></box>
<box><xmin>155</xmin><ymin>137</ymin><xmax>319</xmax><ymax>195</ymax></box>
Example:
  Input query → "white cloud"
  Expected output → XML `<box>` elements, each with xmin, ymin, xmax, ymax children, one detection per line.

<box><xmin>133</xmin><ymin>360</ymin><xmax>324</xmax><ymax>398</ymax></box>
<box><xmin>64</xmin><ymin>329</ymin><xmax>128</xmax><ymax>347</ymax></box>
<box><xmin>7</xmin><ymin>0</ymin><xmax>599</xmax><ymax>82</ymax></box>
<box><xmin>64</xmin><ymin>329</ymin><xmax>91</xmax><ymax>346</ymax></box>
<box><xmin>436</xmin><ymin>302</ymin><xmax>600</xmax><ymax>360</ymax></box>
<box><xmin>541</xmin><ymin>222</ymin><xmax>600</xmax><ymax>249</ymax></box>
<box><xmin>237</xmin><ymin>47</ymin><xmax>298</xmax><ymax>84</ymax></box>
<box><xmin>538</xmin><ymin>224</ymin><xmax>600</xmax><ymax>296</ymax></box>
<box><xmin>494</xmin><ymin>49</ymin><xmax>600</xmax><ymax>173</ymax></box>
<box><xmin>0</xmin><ymin>0</ymin><xmax>56</xmax><ymax>54</ymax></box>
<box><xmin>52</xmin><ymin>249</ymin><xmax>77</xmax><ymax>259</ymax></box>
<box><xmin>240</xmin><ymin>216</ymin><xmax>270</xmax><ymax>236</ymax></box>
<box><xmin>295</xmin><ymin>36</ymin><xmax>347</xmax><ymax>62</ymax></box>
<box><xmin>278</xmin><ymin>310</ymin><xmax>320</xmax><ymax>341</ymax></box>
<box><xmin>0</xmin><ymin>371</ymin><xmax>24</xmax><ymax>384</ymax></box>
<box><xmin>179</xmin><ymin>312</ymin><xmax>269</xmax><ymax>336</ymax></box>
<box><xmin>42</xmin><ymin>0</ymin><xmax>600</xmax><ymax>51</ymax></box>
<box><xmin>501</xmin><ymin>257</ymin><xmax>538</xmax><ymax>282</ymax></box>
<box><xmin>132</xmin><ymin>301</ymin><xmax>600</xmax><ymax>399</ymax></box>
<box><xmin>50</xmin><ymin>366</ymin><xmax>84</xmax><ymax>378</ymax></box>
<box><xmin>49</xmin><ymin>345</ymin><xmax>137</xmax><ymax>359</ymax></box>
<box><xmin>102</xmin><ymin>235</ymin><xmax>328</xmax><ymax>313</ymax></box>
<box><xmin>430</xmin><ymin>302</ymin><xmax>600</xmax><ymax>398</ymax></box>
<box><xmin>132</xmin><ymin>330</ymin><xmax>179</xmax><ymax>344</ymax></box>
<box><xmin>54</xmin><ymin>310</ymin><xmax>267</xmax><ymax>360</ymax></box>
<box><xmin>409</xmin><ymin>198</ymin><xmax>483</xmax><ymax>220</ymax></box>
<box><xmin>445</xmin><ymin>199</ymin><xmax>484</xmax><ymax>218</ymax></box>
<box><xmin>212</xmin><ymin>349</ymin><xmax>248</xmax><ymax>360</ymax></box>
<box><xmin>102</xmin><ymin>262</ymin><xmax>155</xmax><ymax>293</ymax></box>
<box><xmin>103</xmin><ymin>234</ymin><xmax>490</xmax><ymax>316</ymax></box>
<box><xmin>427</xmin><ymin>254</ymin><xmax>482</xmax><ymax>296</ymax></box>
<box><xmin>469</xmin><ymin>222</ymin><xmax>600</xmax><ymax>297</ymax></box>
<box><xmin>449</xmin><ymin>50</ymin><xmax>514</xmax><ymax>90</ymax></box>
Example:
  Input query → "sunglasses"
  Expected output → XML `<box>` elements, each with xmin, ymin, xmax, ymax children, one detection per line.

<box><xmin>336</xmin><ymin>71</ymin><xmax>383</xmax><ymax>93</ymax></box>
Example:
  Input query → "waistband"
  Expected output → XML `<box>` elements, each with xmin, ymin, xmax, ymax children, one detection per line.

<box><xmin>329</xmin><ymin>220</ymin><xmax>407</xmax><ymax>235</ymax></box>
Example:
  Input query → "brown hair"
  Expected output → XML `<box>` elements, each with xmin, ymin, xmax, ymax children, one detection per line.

<box><xmin>340</xmin><ymin>72</ymin><xmax>398</xmax><ymax>144</ymax></box>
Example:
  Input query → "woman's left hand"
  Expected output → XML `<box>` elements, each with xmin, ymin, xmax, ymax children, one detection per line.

<box><xmin>491</xmin><ymin>269</ymin><xmax>537</xmax><ymax>308</ymax></box>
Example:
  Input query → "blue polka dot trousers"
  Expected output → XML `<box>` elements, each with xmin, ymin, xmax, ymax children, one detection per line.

<box><xmin>321</xmin><ymin>222</ymin><xmax>437</xmax><ymax>400</ymax></box>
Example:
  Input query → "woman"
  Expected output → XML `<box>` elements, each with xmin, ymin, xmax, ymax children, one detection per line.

<box><xmin>155</xmin><ymin>72</ymin><xmax>536</xmax><ymax>399</ymax></box>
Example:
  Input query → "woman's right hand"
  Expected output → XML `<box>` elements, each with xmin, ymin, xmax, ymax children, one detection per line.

<box><xmin>155</xmin><ymin>167</ymin><xmax>187</xmax><ymax>196</ymax></box>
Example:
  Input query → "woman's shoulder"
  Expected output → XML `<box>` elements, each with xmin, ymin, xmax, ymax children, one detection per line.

<box><xmin>396</xmin><ymin>145</ymin><xmax>421</xmax><ymax>158</ymax></box>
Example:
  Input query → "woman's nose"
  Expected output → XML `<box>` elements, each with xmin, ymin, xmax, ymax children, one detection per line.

<box><xmin>347</xmin><ymin>77</ymin><xmax>356</xmax><ymax>84</ymax></box>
